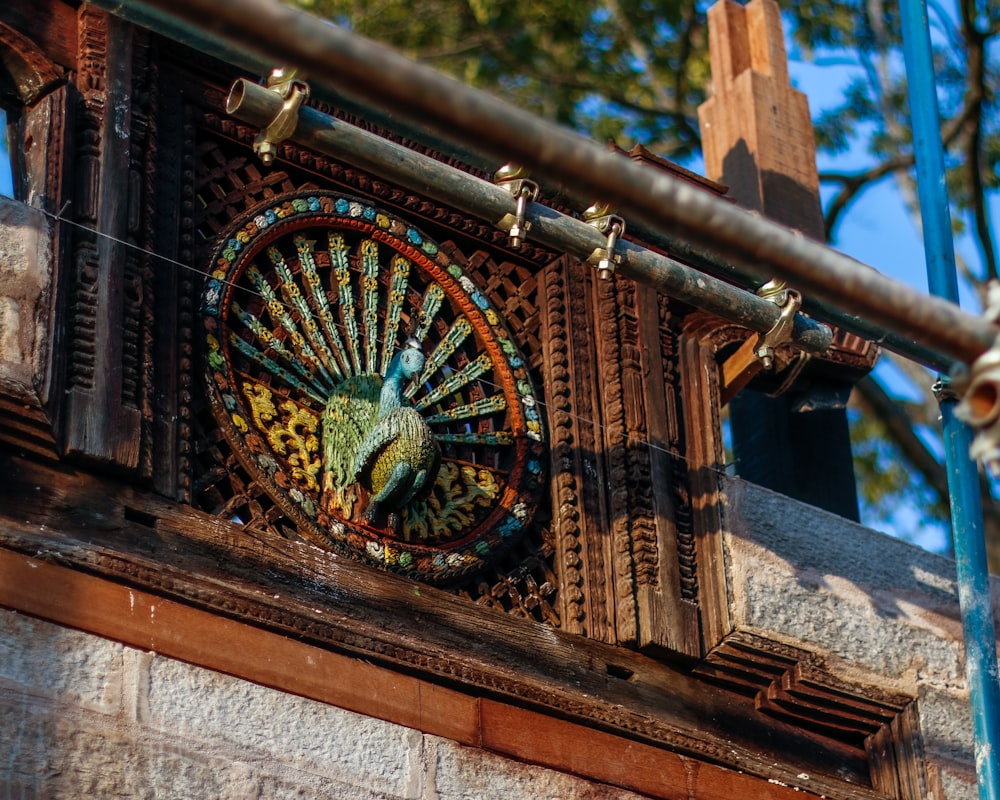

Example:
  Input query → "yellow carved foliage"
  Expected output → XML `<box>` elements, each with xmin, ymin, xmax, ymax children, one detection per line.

<box><xmin>403</xmin><ymin>461</ymin><xmax>501</xmax><ymax>541</ymax></box>
<box><xmin>242</xmin><ymin>382</ymin><xmax>322</xmax><ymax>491</ymax></box>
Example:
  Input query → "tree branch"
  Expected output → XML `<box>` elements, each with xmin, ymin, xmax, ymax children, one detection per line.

<box><xmin>820</xmin><ymin>154</ymin><xmax>913</xmax><ymax>237</ymax></box>
<box><xmin>959</xmin><ymin>0</ymin><xmax>999</xmax><ymax>281</ymax></box>
<box><xmin>854</xmin><ymin>374</ymin><xmax>1000</xmax><ymax>560</ymax></box>
<box><xmin>820</xmin><ymin>94</ymin><xmax>980</xmax><ymax>238</ymax></box>
<box><xmin>603</xmin><ymin>0</ymin><xmax>673</xmax><ymax>112</ymax></box>
<box><xmin>671</xmin><ymin>3</ymin><xmax>702</xmax><ymax>144</ymax></box>
<box><xmin>854</xmin><ymin>375</ymin><xmax>948</xmax><ymax>499</ymax></box>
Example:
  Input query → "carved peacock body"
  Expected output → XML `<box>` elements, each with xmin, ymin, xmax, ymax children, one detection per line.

<box><xmin>201</xmin><ymin>191</ymin><xmax>546</xmax><ymax>583</ymax></box>
<box><xmin>352</xmin><ymin>341</ymin><xmax>441</xmax><ymax>527</ymax></box>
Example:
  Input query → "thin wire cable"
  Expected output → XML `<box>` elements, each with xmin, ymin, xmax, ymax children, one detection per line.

<box><xmin>34</xmin><ymin>199</ymin><xmax>738</xmax><ymax>477</ymax></box>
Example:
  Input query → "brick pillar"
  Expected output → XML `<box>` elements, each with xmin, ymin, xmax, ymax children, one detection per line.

<box><xmin>699</xmin><ymin>0</ymin><xmax>825</xmax><ymax>238</ymax></box>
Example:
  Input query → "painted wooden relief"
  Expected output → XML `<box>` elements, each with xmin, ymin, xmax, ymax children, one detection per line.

<box><xmin>200</xmin><ymin>190</ymin><xmax>546</xmax><ymax>583</ymax></box>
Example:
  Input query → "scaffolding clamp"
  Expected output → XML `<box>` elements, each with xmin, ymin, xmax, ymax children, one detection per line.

<box><xmin>494</xmin><ymin>164</ymin><xmax>539</xmax><ymax>249</ymax></box>
<box><xmin>582</xmin><ymin>203</ymin><xmax>625</xmax><ymax>280</ymax></box>
<box><xmin>719</xmin><ymin>283</ymin><xmax>801</xmax><ymax>406</ymax></box>
<box><xmin>954</xmin><ymin>282</ymin><xmax>1000</xmax><ymax>475</ymax></box>
<box><xmin>253</xmin><ymin>67</ymin><xmax>310</xmax><ymax>166</ymax></box>
<box><xmin>755</xmin><ymin>283</ymin><xmax>800</xmax><ymax>370</ymax></box>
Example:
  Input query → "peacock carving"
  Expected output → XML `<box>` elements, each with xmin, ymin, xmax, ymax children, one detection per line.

<box><xmin>352</xmin><ymin>340</ymin><xmax>441</xmax><ymax>527</ymax></box>
<box><xmin>201</xmin><ymin>191</ymin><xmax>546</xmax><ymax>583</ymax></box>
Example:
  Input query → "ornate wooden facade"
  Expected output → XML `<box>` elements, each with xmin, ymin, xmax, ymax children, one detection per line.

<box><xmin>0</xmin><ymin>2</ymin><xmax>942</xmax><ymax>799</ymax></box>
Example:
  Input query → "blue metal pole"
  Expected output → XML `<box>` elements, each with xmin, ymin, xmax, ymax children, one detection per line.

<box><xmin>899</xmin><ymin>2</ymin><xmax>1000</xmax><ymax>797</ymax></box>
<box><xmin>940</xmin><ymin>400</ymin><xmax>1000</xmax><ymax>798</ymax></box>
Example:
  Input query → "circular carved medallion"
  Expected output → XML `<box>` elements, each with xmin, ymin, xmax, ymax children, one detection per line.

<box><xmin>200</xmin><ymin>191</ymin><xmax>546</xmax><ymax>583</ymax></box>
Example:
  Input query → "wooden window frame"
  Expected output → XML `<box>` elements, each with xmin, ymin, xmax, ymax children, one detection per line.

<box><xmin>0</xmin><ymin>15</ymin><xmax>74</xmax><ymax>459</ymax></box>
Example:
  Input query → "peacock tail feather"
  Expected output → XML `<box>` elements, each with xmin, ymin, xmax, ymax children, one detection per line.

<box><xmin>320</xmin><ymin>374</ymin><xmax>381</xmax><ymax>518</ymax></box>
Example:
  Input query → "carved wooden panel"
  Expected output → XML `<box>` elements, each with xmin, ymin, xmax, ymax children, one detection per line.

<box><xmin>537</xmin><ymin>257</ymin><xmax>699</xmax><ymax>654</ymax></box>
<box><xmin>539</xmin><ymin>255</ymin><xmax>613</xmax><ymax>638</ymax></box>
<box><xmin>199</xmin><ymin>190</ymin><xmax>547</xmax><ymax>583</ymax></box>
<box><xmin>595</xmin><ymin>276</ymin><xmax>700</xmax><ymax>655</ymax></box>
<box><xmin>169</xmin><ymin>115</ymin><xmax>560</xmax><ymax>619</ymax></box>
<box><xmin>124</xmin><ymin>51</ymin><xmax>710</xmax><ymax>659</ymax></box>
<box><xmin>678</xmin><ymin>309</ymin><xmax>736</xmax><ymax>651</ymax></box>
<box><xmin>63</xmin><ymin>8</ymin><xmax>159</xmax><ymax>473</ymax></box>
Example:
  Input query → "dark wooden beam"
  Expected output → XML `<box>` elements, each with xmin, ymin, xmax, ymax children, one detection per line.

<box><xmin>0</xmin><ymin>0</ymin><xmax>77</xmax><ymax>74</ymax></box>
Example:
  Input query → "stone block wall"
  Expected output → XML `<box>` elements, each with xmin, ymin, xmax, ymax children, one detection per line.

<box><xmin>0</xmin><ymin>199</ymin><xmax>51</xmax><ymax>401</ymax></box>
<box><xmin>0</xmin><ymin>608</ymin><xmax>647</xmax><ymax>800</ymax></box>
<box><xmin>724</xmin><ymin>477</ymin><xmax>994</xmax><ymax>800</ymax></box>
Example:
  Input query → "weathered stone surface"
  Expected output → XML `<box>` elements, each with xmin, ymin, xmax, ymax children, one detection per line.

<box><xmin>0</xmin><ymin>609</ymin><xmax>122</xmax><ymax>713</ymax></box>
<box><xmin>724</xmin><ymin>477</ymin><xmax>973</xmax><ymax>684</ymax></box>
<box><xmin>0</xmin><ymin>608</ymin><xmax>663</xmax><ymax>800</ymax></box>
<box><xmin>937</xmin><ymin>767</ymin><xmax>978</xmax><ymax>800</ymax></box>
<box><xmin>0</xmin><ymin>694</ymin><xmax>417</xmax><ymax>800</ymax></box>
<box><xmin>0</xmin><ymin>703</ymin><xmax>233</xmax><ymax>799</ymax></box>
<box><xmin>425</xmin><ymin>736</ymin><xmax>649</xmax><ymax>800</ymax></box>
<box><xmin>0</xmin><ymin>196</ymin><xmax>53</xmax><ymax>401</ymax></box>
<box><xmin>143</xmin><ymin>655</ymin><xmax>424</xmax><ymax>797</ymax></box>
<box><xmin>723</xmin><ymin>477</ymin><xmax>990</xmax><ymax>798</ymax></box>
<box><xmin>918</xmin><ymin>684</ymin><xmax>978</xmax><ymax>765</ymax></box>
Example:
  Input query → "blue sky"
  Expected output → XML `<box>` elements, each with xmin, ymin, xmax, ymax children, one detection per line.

<box><xmin>0</xmin><ymin>118</ymin><xmax>9</xmax><ymax>197</ymax></box>
<box><xmin>792</xmin><ymin>56</ymin><xmax>992</xmax><ymax>311</ymax></box>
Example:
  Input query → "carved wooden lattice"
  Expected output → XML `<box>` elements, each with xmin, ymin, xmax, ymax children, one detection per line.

<box><xmin>143</xmin><ymin>62</ymin><xmax>702</xmax><ymax>639</ymax></box>
<box><xmin>185</xmin><ymin>133</ymin><xmax>559</xmax><ymax>621</ymax></box>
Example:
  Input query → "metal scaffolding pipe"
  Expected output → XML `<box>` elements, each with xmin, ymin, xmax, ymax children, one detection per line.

<box><xmin>226</xmin><ymin>79</ymin><xmax>831</xmax><ymax>353</ymax></box>
<box><xmin>84</xmin><ymin>0</ymin><xmax>494</xmax><ymax>171</ymax></box>
<box><xmin>614</xmin><ymin>221</ymin><xmax>955</xmax><ymax>372</ymax></box>
<box><xmin>91</xmin><ymin>0</ymin><xmax>971</xmax><ymax>371</ymax></box>
<box><xmin>226</xmin><ymin>80</ymin><xmax>950</xmax><ymax>370</ymax></box>
<box><xmin>900</xmin><ymin>2</ymin><xmax>1000</xmax><ymax>798</ymax></box>
<box><xmin>124</xmin><ymin>0</ymin><xmax>998</xmax><ymax>370</ymax></box>
<box><xmin>85</xmin><ymin>0</ymin><xmax>945</xmax><ymax>372</ymax></box>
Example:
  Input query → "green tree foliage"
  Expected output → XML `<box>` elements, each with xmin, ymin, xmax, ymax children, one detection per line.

<box><xmin>787</xmin><ymin>0</ymin><xmax>999</xmax><ymax>281</ymax></box>
<box><xmin>289</xmin><ymin>0</ymin><xmax>999</xmax><ymax>556</ymax></box>
<box><xmin>849</xmin><ymin>391</ymin><xmax>949</xmax><ymax>541</ymax></box>
<box><xmin>784</xmin><ymin>0</ymin><xmax>999</xmax><ymax>558</ymax></box>
<box><xmin>293</xmin><ymin>0</ymin><xmax>710</xmax><ymax>158</ymax></box>
<box><xmin>290</xmin><ymin>0</ymin><xmax>997</xmax><ymax>282</ymax></box>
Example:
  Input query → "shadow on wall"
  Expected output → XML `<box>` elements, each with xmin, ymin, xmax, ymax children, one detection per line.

<box><xmin>719</xmin><ymin>138</ymin><xmax>862</xmax><ymax>523</ymax></box>
<box><xmin>723</xmin><ymin>472</ymin><xmax>984</xmax><ymax>768</ymax></box>
<box><xmin>721</xmin><ymin>138</ymin><xmax>827</xmax><ymax>237</ymax></box>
